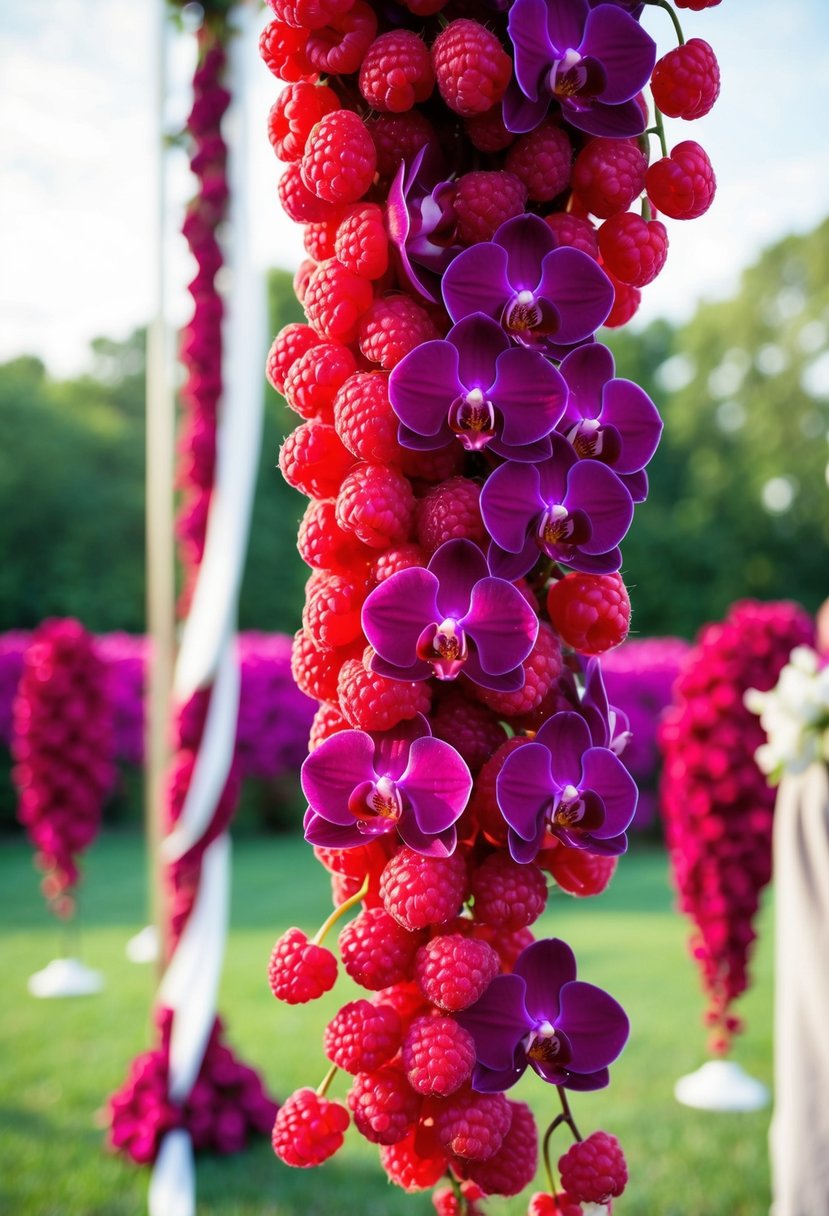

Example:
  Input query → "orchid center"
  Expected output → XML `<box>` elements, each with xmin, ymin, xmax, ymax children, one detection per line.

<box><xmin>526</xmin><ymin>1020</ymin><xmax>562</xmax><ymax>1064</ymax></box>
<box><xmin>448</xmin><ymin>388</ymin><xmax>497</xmax><ymax>450</ymax></box>
<box><xmin>505</xmin><ymin>289</ymin><xmax>542</xmax><ymax>334</ymax></box>
<box><xmin>348</xmin><ymin>775</ymin><xmax>403</xmax><ymax>831</ymax></box>
<box><xmin>416</xmin><ymin>617</ymin><xmax>469</xmax><ymax>680</ymax></box>
<box><xmin>538</xmin><ymin>503</ymin><xmax>574</xmax><ymax>546</ymax></box>
<box><xmin>552</xmin><ymin>783</ymin><xmax>586</xmax><ymax>827</ymax></box>
<box><xmin>548</xmin><ymin>49</ymin><xmax>602</xmax><ymax>102</ymax></box>
<box><xmin>566</xmin><ymin>418</ymin><xmax>621</xmax><ymax>464</ymax></box>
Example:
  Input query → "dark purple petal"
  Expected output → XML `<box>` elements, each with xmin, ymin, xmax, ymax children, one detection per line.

<box><xmin>496</xmin><ymin>741</ymin><xmax>554</xmax><ymax>841</ymax></box>
<box><xmin>370</xmin><ymin>653</ymin><xmax>433</xmax><ymax>682</ymax></box>
<box><xmin>429</xmin><ymin>538</ymin><xmax>488</xmax><ymax>619</ymax></box>
<box><xmin>601</xmin><ymin>377</ymin><xmax>662</xmax><ymax>473</ymax></box>
<box><xmin>492</xmin><ymin>347</ymin><xmax>567</xmax><ymax>446</ymax></box>
<box><xmin>538</xmin><ymin>248</ymin><xmax>614</xmax><ymax>345</ymax></box>
<box><xmin>536</xmin><ymin>711</ymin><xmax>592</xmax><ymax>787</ymax></box>
<box><xmin>490</xmin><ymin>435</ymin><xmax>554</xmax><ymax>464</ymax></box>
<box><xmin>486</xmin><ymin>537</ymin><xmax>540</xmax><ymax>582</ymax></box>
<box><xmin>397</xmin><ymin>817</ymin><xmax>457</xmax><ymax>858</ymax></box>
<box><xmin>580</xmin><ymin>3</ymin><xmax>656</xmax><ymax>104</ymax></box>
<box><xmin>555</xmin><ymin>1065</ymin><xmax>610</xmax><ymax>1091</ymax></box>
<box><xmin>463</xmin><ymin>577</ymin><xmax>538</xmax><ymax>675</ymax></box>
<box><xmin>508</xmin><ymin>0</ymin><xmax>555</xmax><ymax>100</ymax></box>
<box><xmin>556</xmin><ymin>979</ymin><xmax>629</xmax><ymax>1071</ymax></box>
<box><xmin>456</xmin><ymin>973</ymin><xmax>531</xmax><ymax>1071</ymax></box>
<box><xmin>580</xmin><ymin>747</ymin><xmax>638</xmax><ymax>837</ymax></box>
<box><xmin>400</xmin><ymin>735</ymin><xmax>472</xmax><ymax>834</ymax></box>
<box><xmin>371</xmin><ymin>714</ymin><xmax>430</xmax><ymax>780</ymax></box>
<box><xmin>580</xmin><ymin>658</ymin><xmax>611</xmax><ymax>747</ymax></box>
<box><xmin>472</xmin><ymin>1057</ymin><xmax>529</xmax><ymax>1093</ymax></box>
<box><xmin>560</xmin><ymin>343</ymin><xmax>614</xmax><ymax>419</ymax></box>
<box><xmin>502</xmin><ymin>79</ymin><xmax>552</xmax><ymax>135</ymax></box>
<box><xmin>463</xmin><ymin>651</ymin><xmax>527</xmax><ymax>692</ymax></box>
<box><xmin>566</xmin><ymin>546</ymin><xmax>623</xmax><ymax>575</ymax></box>
<box><xmin>508</xmin><ymin>822</ymin><xmax>547</xmax><ymax>864</ymax></box>
<box><xmin>564</xmin><ymin>460</ymin><xmax>633</xmax><ymax>554</ymax></box>
<box><xmin>442</xmin><ymin>242</ymin><xmax>511</xmax><ymax>325</ymax></box>
<box><xmin>496</xmin><ymin>214</ymin><xmax>556</xmax><ymax>292</ymax></box>
<box><xmin>480</xmin><ymin>461</ymin><xmax>542</xmax><ymax>554</ymax></box>
<box><xmin>301</xmin><ymin>729</ymin><xmax>377</xmax><ymax>825</ymax></box>
<box><xmin>389</xmin><ymin>340</ymin><xmax>463</xmax><ymax>437</ymax></box>
<box><xmin>303</xmin><ymin>809</ymin><xmax>377</xmax><ymax>849</ymax></box>
<box><xmin>537</xmin><ymin>436</ymin><xmax>577</xmax><ymax>501</ymax></box>
<box><xmin>564</xmin><ymin>96</ymin><xmax>646</xmax><ymax>138</ymax></box>
<box><xmin>450</xmin><ymin>313</ymin><xmax>509</xmax><ymax>389</ymax></box>
<box><xmin>621</xmin><ymin>468</ymin><xmax>648</xmax><ymax>503</ymax></box>
<box><xmin>513</xmin><ymin>937</ymin><xmax>577</xmax><ymax>1024</ymax></box>
<box><xmin>398</xmin><ymin>423</ymin><xmax>453</xmax><ymax>451</ymax></box>
<box><xmin>546</xmin><ymin>0</ymin><xmax>589</xmax><ymax>49</ymax></box>
<box><xmin>566</xmin><ymin>828</ymin><xmax>628</xmax><ymax>856</ymax></box>
<box><xmin>362</xmin><ymin>568</ymin><xmax>440</xmax><ymax>667</ymax></box>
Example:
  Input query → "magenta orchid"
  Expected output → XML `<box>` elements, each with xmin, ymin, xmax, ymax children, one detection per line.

<box><xmin>302</xmin><ymin>715</ymin><xmax>471</xmax><ymax>857</ymax></box>
<box><xmin>389</xmin><ymin>312</ymin><xmax>568</xmax><ymax>461</ymax></box>
<box><xmin>386</xmin><ymin>145</ymin><xmax>463</xmax><ymax>304</ymax></box>
<box><xmin>361</xmin><ymin>538</ymin><xmax>539</xmax><ymax>692</ymax></box>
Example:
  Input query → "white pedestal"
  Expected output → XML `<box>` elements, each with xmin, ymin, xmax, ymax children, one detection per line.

<box><xmin>126</xmin><ymin>924</ymin><xmax>160</xmax><ymax>964</ymax></box>
<box><xmin>28</xmin><ymin>957</ymin><xmax>104</xmax><ymax>998</ymax></box>
<box><xmin>674</xmin><ymin>1059</ymin><xmax>769</xmax><ymax>1112</ymax></box>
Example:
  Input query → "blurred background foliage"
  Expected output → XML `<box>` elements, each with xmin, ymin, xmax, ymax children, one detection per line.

<box><xmin>0</xmin><ymin>217</ymin><xmax>827</xmax><ymax>641</ymax></box>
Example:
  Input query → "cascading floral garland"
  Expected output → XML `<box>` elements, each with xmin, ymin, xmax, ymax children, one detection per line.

<box><xmin>659</xmin><ymin>600</ymin><xmax>814</xmax><ymax>1056</ymax></box>
<box><xmin>262</xmin><ymin>0</ymin><xmax>722</xmax><ymax>1207</ymax></box>
<box><xmin>11</xmin><ymin>618</ymin><xmax>115</xmax><ymax>920</ymax></box>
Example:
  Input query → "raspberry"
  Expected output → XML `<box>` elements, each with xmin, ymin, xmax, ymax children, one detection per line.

<box><xmin>380</xmin><ymin>1127</ymin><xmax>448</xmax><ymax>1191</ymax></box>
<box><xmin>366</xmin><ymin>110</ymin><xmax>436</xmax><ymax>179</ymax></box>
<box><xmin>598</xmin><ymin>212</ymin><xmax>668</xmax><ymax>287</ymax></box>
<box><xmin>348</xmin><ymin>1064</ymin><xmax>420</xmax><ymax>1144</ymax></box>
<box><xmin>474</xmin><ymin>621</ymin><xmax>563</xmax><ymax>718</ymax></box>
<box><xmin>370</xmin><ymin>542</ymin><xmax>427</xmax><ymax>584</ymax></box>
<box><xmin>297</xmin><ymin>497</ymin><xmax>370</xmax><ymax>572</ymax></box>
<box><xmin>602</xmin><ymin>269</ymin><xmax>641</xmax><ymax>328</ymax></box>
<box><xmin>284</xmin><ymin>341</ymin><xmax>356</xmax><ymax>422</ymax></box>
<box><xmin>645</xmin><ymin>140</ymin><xmax>716</xmax><ymax>220</ymax></box>
<box><xmin>470</xmin><ymin>852</ymin><xmax>547</xmax><ymax>930</ymax></box>
<box><xmin>335</xmin><ymin>202</ymin><xmax>388</xmax><ymax>280</ymax></box>
<box><xmin>304</xmin><ymin>258</ymin><xmax>374</xmax><ymax>343</ymax></box>
<box><xmin>380</xmin><ymin>847</ymin><xmax>468</xmax><ymax>931</ymax></box>
<box><xmin>267</xmin><ymin>82</ymin><xmax>339</xmax><ymax>162</ymax></box>
<box><xmin>279</xmin><ymin>420</ymin><xmax>356</xmax><ymax>499</ymax></box>
<box><xmin>279</xmin><ymin>160</ymin><xmax>338</xmax><ymax>224</ymax></box>
<box><xmin>333</xmin><ymin>372</ymin><xmax>402</xmax><ymax>465</ymax></box>
<box><xmin>544</xmin><ymin>212</ymin><xmax>599</xmax><ymax>259</ymax></box>
<box><xmin>400</xmin><ymin>443</ymin><xmax>464</xmax><ymax>486</ymax></box>
<box><xmin>468</xmin><ymin>738</ymin><xmax>529</xmax><ymax>847</ymax></box>
<box><xmin>465</xmin><ymin>107</ymin><xmax>516</xmax><ymax>153</ymax></box>
<box><xmin>291</xmin><ymin>628</ymin><xmax>361</xmax><ymax>703</ymax></box>
<box><xmin>462</xmin><ymin>1100</ymin><xmax>538</xmax><ymax>1197</ymax></box>
<box><xmin>308</xmin><ymin>701</ymin><xmax>349</xmax><ymax>750</ymax></box>
<box><xmin>547</xmin><ymin>571</ymin><xmax>631</xmax><ymax>655</ymax></box>
<box><xmin>572</xmin><ymin>137</ymin><xmax>647</xmax><ymax>218</ymax></box>
<box><xmin>430</xmin><ymin>690</ymin><xmax>506</xmax><ymax>775</ymax></box>
<box><xmin>303</xmin><ymin>216</ymin><xmax>340</xmax><ymax>261</ymax></box>
<box><xmin>305</xmin><ymin>1</ymin><xmax>377</xmax><ymax>76</ymax></box>
<box><xmin>432</xmin><ymin>20</ymin><xmax>512</xmax><ymax>117</ymax></box>
<box><xmin>403</xmin><ymin>1014</ymin><xmax>475</xmax><ymax>1097</ymax></box>
<box><xmin>506</xmin><ymin>120</ymin><xmax>572</xmax><ymax>203</ymax></box>
<box><xmin>359</xmin><ymin>30</ymin><xmax>435</xmax><ymax>113</ymax></box>
<box><xmin>373</xmin><ymin>980</ymin><xmax>431</xmax><ymax>1027</ymax></box>
<box><xmin>432</xmin><ymin>1185</ymin><xmax>461</xmax><ymax>1216</ymax></box>
<box><xmin>302</xmin><ymin>569</ymin><xmax>368</xmax><ymax>650</ymax></box>
<box><xmin>339</xmin><ymin>905</ymin><xmax>425</xmax><ymax>989</ymax></box>
<box><xmin>301</xmin><ymin>110</ymin><xmax>377</xmax><ymax>206</ymax></box>
<box><xmin>338</xmin><ymin>650</ymin><xmax>431</xmax><ymax>730</ymax></box>
<box><xmin>651</xmin><ymin>38</ymin><xmax>720</xmax><ymax>120</ymax></box>
<box><xmin>558</xmin><ymin>1131</ymin><xmax>628</xmax><ymax>1205</ymax></box>
<box><xmin>541</xmin><ymin>845</ymin><xmax>618</xmax><ymax>897</ymax></box>
<box><xmin>265</xmin><ymin>322</ymin><xmax>319</xmax><ymax>395</ymax></box>
<box><xmin>324</xmin><ymin>999</ymin><xmax>402</xmax><ymax>1073</ymax></box>
<box><xmin>359</xmin><ymin>294</ymin><xmax>442</xmax><ymax>369</ymax></box>
<box><xmin>259</xmin><ymin>19</ymin><xmax>315</xmax><ymax>85</ymax></box>
<box><xmin>415</xmin><ymin>476</ymin><xmax>485</xmax><ymax>555</ymax></box>
<box><xmin>267</xmin><ymin>926</ymin><xmax>337</xmax><ymax>1004</ymax></box>
<box><xmin>453</xmin><ymin>171</ymin><xmax>526</xmax><ymax>244</ymax></box>
<box><xmin>294</xmin><ymin>257</ymin><xmax>316</xmax><ymax>304</ymax></box>
<box><xmin>271</xmin><ymin>1087</ymin><xmax>349</xmax><ymax>1167</ymax></box>
<box><xmin>475</xmin><ymin>923</ymin><xmax>535</xmax><ymax>973</ymax></box>
<box><xmin>335</xmin><ymin>463</ymin><xmax>416</xmax><ymax>549</ymax></box>
<box><xmin>268</xmin><ymin>0</ymin><xmax>353</xmax><ymax>29</ymax></box>
<box><xmin>434</xmin><ymin>1087</ymin><xmax>513</xmax><ymax>1160</ymax></box>
<box><xmin>528</xmin><ymin>1194</ymin><xmax>583</xmax><ymax>1216</ymax></box>
<box><xmin>414</xmin><ymin>934</ymin><xmax>500</xmax><ymax>1012</ymax></box>
<box><xmin>675</xmin><ymin>0</ymin><xmax>721</xmax><ymax>10</ymax></box>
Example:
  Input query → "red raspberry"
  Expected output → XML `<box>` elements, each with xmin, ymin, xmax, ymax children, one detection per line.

<box><xmin>297</xmin><ymin>497</ymin><xmax>370</xmax><ymax>572</ymax></box>
<box><xmin>338</xmin><ymin>650</ymin><xmax>431</xmax><ymax>730</ymax></box>
<box><xmin>602</xmin><ymin>269</ymin><xmax>641</xmax><ymax>328</ymax></box>
<box><xmin>675</xmin><ymin>0</ymin><xmax>721</xmax><ymax>9</ymax></box>
<box><xmin>359</xmin><ymin>30</ymin><xmax>435</xmax><ymax>113</ymax></box>
<box><xmin>474</xmin><ymin>621</ymin><xmax>562</xmax><ymax>718</ymax></box>
<box><xmin>271</xmin><ymin>1087</ymin><xmax>349</xmax><ymax>1167</ymax></box>
<box><xmin>414</xmin><ymin>934</ymin><xmax>500</xmax><ymax>1012</ymax></box>
<box><xmin>359</xmin><ymin>293</ymin><xmax>442</xmax><ymax>369</ymax></box>
<box><xmin>267</xmin><ymin>82</ymin><xmax>339</xmax><ymax>162</ymax></box>
<box><xmin>528</xmin><ymin>1194</ymin><xmax>582</xmax><ymax>1216</ymax></box>
<box><xmin>598</xmin><ymin>212</ymin><xmax>668</xmax><ymax>287</ymax></box>
<box><xmin>371</xmin><ymin>542</ymin><xmax>427</xmax><ymax>584</ymax></box>
<box><xmin>336</xmin><ymin>463</ymin><xmax>416</xmax><ymax>549</ymax></box>
<box><xmin>291</xmin><ymin>628</ymin><xmax>361</xmax><ymax>702</ymax></box>
<box><xmin>572</xmin><ymin>137</ymin><xmax>647</xmax><ymax>218</ymax></box>
<box><xmin>475</xmin><ymin>923</ymin><xmax>535</xmax><ymax>973</ymax></box>
<box><xmin>301</xmin><ymin>110</ymin><xmax>377</xmax><ymax>205</ymax></box>
<box><xmin>267</xmin><ymin>926</ymin><xmax>337</xmax><ymax>1003</ymax></box>
<box><xmin>416</xmin><ymin>476</ymin><xmax>485</xmax><ymax>555</ymax></box>
<box><xmin>380</xmin><ymin>1127</ymin><xmax>448</xmax><ymax>1191</ymax></box>
<box><xmin>432</xmin><ymin>20</ymin><xmax>512</xmax><ymax>117</ymax></box>
<box><xmin>265</xmin><ymin>322</ymin><xmax>319</xmax><ymax>394</ymax></box>
<box><xmin>541</xmin><ymin>844</ymin><xmax>618</xmax><ymax>897</ymax></box>
<box><xmin>303</xmin><ymin>216</ymin><xmax>340</xmax><ymax>261</ymax></box>
<box><xmin>645</xmin><ymin>140</ymin><xmax>716</xmax><ymax>220</ymax></box>
<box><xmin>348</xmin><ymin>1064</ymin><xmax>420</xmax><ymax>1144</ymax></box>
<box><xmin>268</xmin><ymin>0</ymin><xmax>353</xmax><ymax>29</ymax></box>
<box><xmin>453</xmin><ymin>171</ymin><xmax>526</xmax><ymax>244</ymax></box>
<box><xmin>335</xmin><ymin>203</ymin><xmax>388</xmax><ymax>280</ymax></box>
<box><xmin>470</xmin><ymin>852</ymin><xmax>547</xmax><ymax>931</ymax></box>
<box><xmin>304</xmin><ymin>258</ymin><xmax>374</xmax><ymax>343</ymax></box>
<box><xmin>506</xmin><ymin>120</ymin><xmax>572</xmax><ymax>203</ymax></box>
<box><xmin>432</xmin><ymin>1186</ymin><xmax>461</xmax><ymax>1216</ymax></box>
<box><xmin>430</xmin><ymin>689</ymin><xmax>506</xmax><ymax>775</ymax></box>
<box><xmin>366</xmin><ymin>110</ymin><xmax>436</xmax><ymax>179</ymax></box>
<box><xmin>400</xmin><ymin>443</ymin><xmax>464</xmax><ymax>486</ymax></box>
<box><xmin>284</xmin><ymin>341</ymin><xmax>356</xmax><ymax>422</ymax></box>
<box><xmin>302</xmin><ymin>569</ymin><xmax>368</xmax><ymax>650</ymax></box>
<box><xmin>308</xmin><ymin>701</ymin><xmax>349</xmax><ymax>750</ymax></box>
<box><xmin>279</xmin><ymin>160</ymin><xmax>338</xmax><ymax>224</ymax></box>
<box><xmin>279</xmin><ymin>420</ymin><xmax>356</xmax><ymax>498</ymax></box>
<box><xmin>306</xmin><ymin>1</ymin><xmax>377</xmax><ymax>76</ymax></box>
<box><xmin>652</xmin><ymin>38</ymin><xmax>720</xmax><ymax>120</ymax></box>
<box><xmin>402</xmin><ymin>1014</ymin><xmax>475</xmax><ymax>1097</ymax></box>
<box><xmin>339</xmin><ymin>905</ymin><xmax>425</xmax><ymax>989</ymax></box>
<box><xmin>380</xmin><ymin>847</ymin><xmax>468</xmax><ymax>931</ymax></box>
<box><xmin>294</xmin><ymin>257</ymin><xmax>316</xmax><ymax>304</ymax></box>
<box><xmin>465</xmin><ymin>107</ymin><xmax>516</xmax><ymax>153</ymax></box>
<box><xmin>558</xmin><ymin>1131</ymin><xmax>628</xmax><ymax>1205</ymax></box>
<box><xmin>324</xmin><ymin>999</ymin><xmax>402</xmax><ymax>1073</ymax></box>
<box><xmin>547</xmin><ymin>570</ymin><xmax>631</xmax><ymax>654</ymax></box>
<box><xmin>259</xmin><ymin>19</ymin><xmax>315</xmax><ymax>85</ymax></box>
<box><xmin>373</xmin><ymin>980</ymin><xmax>431</xmax><ymax>1027</ymax></box>
<box><xmin>544</xmin><ymin>212</ymin><xmax>599</xmax><ymax>259</ymax></box>
<box><xmin>462</xmin><ymin>1100</ymin><xmax>538</xmax><ymax>1197</ymax></box>
<box><xmin>468</xmin><ymin>738</ymin><xmax>529</xmax><ymax>847</ymax></box>
<box><xmin>333</xmin><ymin>372</ymin><xmax>402</xmax><ymax>465</ymax></box>
<box><xmin>434</xmin><ymin>1087</ymin><xmax>513</xmax><ymax>1160</ymax></box>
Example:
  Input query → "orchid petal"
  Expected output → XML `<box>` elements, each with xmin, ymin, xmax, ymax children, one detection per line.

<box><xmin>463</xmin><ymin>651</ymin><xmax>527</xmax><ymax>692</ymax></box>
<box><xmin>492</xmin><ymin>347</ymin><xmax>568</xmax><ymax>445</ymax></box>
<box><xmin>442</xmin><ymin>243</ymin><xmax>511</xmax><ymax>324</ymax></box>
<box><xmin>371</xmin><ymin>714</ymin><xmax>430</xmax><ymax>780</ymax></box>
<box><xmin>536</xmin><ymin>437</ymin><xmax>577</xmax><ymax>502</ymax></box>
<box><xmin>389</xmin><ymin>340</ymin><xmax>463</xmax><ymax>437</ymax></box>
<box><xmin>398</xmin><ymin>817</ymin><xmax>457</xmax><ymax>858</ymax></box>
<box><xmin>496</xmin><ymin>214</ymin><xmax>557</xmax><ymax>293</ymax></box>
<box><xmin>456</xmin><ymin>973</ymin><xmax>532</xmax><ymax>1071</ymax></box>
<box><xmin>486</xmin><ymin>537</ymin><xmax>540</xmax><ymax>582</ymax></box>
<box><xmin>556</xmin><ymin>979</ymin><xmax>629</xmax><ymax>1071</ymax></box>
<box><xmin>557</xmin><ymin>1066</ymin><xmax>610</xmax><ymax>1092</ymax></box>
<box><xmin>429</xmin><ymin>538</ymin><xmax>489</xmax><ymax>619</ymax></box>
<box><xmin>508</xmin><ymin>0</ymin><xmax>555</xmax><ymax>100</ymax></box>
<box><xmin>546</xmin><ymin>0</ymin><xmax>589</xmax><ymax>50</ymax></box>
<box><xmin>480</xmin><ymin>461</ymin><xmax>541</xmax><ymax>554</ymax></box>
<box><xmin>565</xmin><ymin>460</ymin><xmax>633</xmax><ymax>554</ymax></box>
<box><xmin>580</xmin><ymin>747</ymin><xmax>638</xmax><ymax>837</ymax></box>
<box><xmin>564</xmin><ymin>96</ymin><xmax>646</xmax><ymax>138</ymax></box>
<box><xmin>400</xmin><ymin>735</ymin><xmax>472</xmax><ymax>834</ymax></box>
<box><xmin>302</xmin><ymin>810</ymin><xmax>375</xmax><ymax>850</ymax></box>
<box><xmin>536</xmin><ymin>711</ymin><xmax>592</xmax><ymax>787</ymax></box>
<box><xmin>496</xmin><ymin>741</ymin><xmax>554</xmax><ymax>841</ymax></box>
<box><xmin>369</xmin><ymin>653</ymin><xmax>433</xmax><ymax>682</ymax></box>
<box><xmin>601</xmin><ymin>377</ymin><xmax>663</xmax><ymax>473</ymax></box>
<box><xmin>538</xmin><ymin>248</ymin><xmax>614</xmax><ymax>345</ymax></box>
<box><xmin>471</xmin><ymin>1057</ymin><xmax>529</xmax><ymax>1093</ymax></box>
<box><xmin>621</xmin><ymin>468</ymin><xmax>648</xmax><ymax>503</ymax></box>
<box><xmin>560</xmin><ymin>342</ymin><xmax>614</xmax><ymax>419</ymax></box>
<box><xmin>464</xmin><ymin>577</ymin><xmax>538</xmax><ymax>675</ymax></box>
<box><xmin>508</xmin><ymin>822</ymin><xmax>547</xmax><ymax>864</ymax></box>
<box><xmin>580</xmin><ymin>4</ymin><xmax>656</xmax><ymax>104</ymax></box>
<box><xmin>513</xmin><ymin>938</ymin><xmax>577</xmax><ymax>1023</ymax></box>
<box><xmin>567</xmin><ymin>546</ymin><xmax>623</xmax><ymax>575</ymax></box>
<box><xmin>450</xmin><ymin>313</ymin><xmax>509</xmax><ymax>389</ymax></box>
<box><xmin>362</xmin><ymin>568</ymin><xmax>440</xmax><ymax>667</ymax></box>
<box><xmin>502</xmin><ymin>79</ymin><xmax>552</xmax><ymax>135</ymax></box>
<box><xmin>398</xmin><ymin>423</ymin><xmax>453</xmax><ymax>451</ymax></box>
<box><xmin>301</xmin><ymin>729</ymin><xmax>377</xmax><ymax>825</ymax></box>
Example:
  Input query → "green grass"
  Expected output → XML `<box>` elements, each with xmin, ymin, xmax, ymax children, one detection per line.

<box><xmin>0</xmin><ymin>831</ymin><xmax>775</xmax><ymax>1215</ymax></box>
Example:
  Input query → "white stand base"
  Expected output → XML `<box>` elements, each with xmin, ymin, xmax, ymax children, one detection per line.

<box><xmin>674</xmin><ymin>1059</ymin><xmax>769</xmax><ymax>1111</ymax></box>
<box><xmin>126</xmin><ymin>924</ymin><xmax>160</xmax><ymax>964</ymax></box>
<box><xmin>28</xmin><ymin>957</ymin><xmax>104</xmax><ymax>998</ymax></box>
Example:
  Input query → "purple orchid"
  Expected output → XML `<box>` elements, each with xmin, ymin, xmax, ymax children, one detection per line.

<box><xmin>441</xmin><ymin>215</ymin><xmax>613</xmax><ymax>356</ymax></box>
<box><xmin>576</xmin><ymin>656</ymin><xmax>632</xmax><ymax>756</ymax></box>
<box><xmin>389</xmin><ymin>313</ymin><xmax>568</xmax><ymax>462</ymax></box>
<box><xmin>302</xmin><ymin>714</ymin><xmax>471</xmax><ymax>857</ymax></box>
<box><xmin>559</xmin><ymin>342</ymin><xmax>662</xmax><ymax>504</ymax></box>
<box><xmin>480</xmin><ymin>434</ymin><xmax>634</xmax><ymax>580</ymax></box>
<box><xmin>361</xmin><ymin>538</ymin><xmax>538</xmax><ymax>692</ymax></box>
<box><xmin>496</xmin><ymin>709</ymin><xmax>637</xmax><ymax>862</ymax></box>
<box><xmin>504</xmin><ymin>0</ymin><xmax>656</xmax><ymax>137</ymax></box>
<box><xmin>457</xmin><ymin>937</ymin><xmax>629</xmax><ymax>1092</ymax></box>
<box><xmin>386</xmin><ymin>145</ymin><xmax>463</xmax><ymax>304</ymax></box>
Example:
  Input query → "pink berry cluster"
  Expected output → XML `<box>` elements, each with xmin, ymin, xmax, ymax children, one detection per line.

<box><xmin>108</xmin><ymin>1009</ymin><xmax>277</xmax><ymax>1165</ymax></box>
<box><xmin>659</xmin><ymin>600</ymin><xmax>814</xmax><ymax>1053</ymax></box>
<box><xmin>11</xmin><ymin>619</ymin><xmax>114</xmax><ymax>918</ymax></box>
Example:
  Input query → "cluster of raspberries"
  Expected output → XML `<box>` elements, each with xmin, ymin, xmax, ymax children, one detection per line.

<box><xmin>660</xmin><ymin>600</ymin><xmax>814</xmax><ymax>1054</ymax></box>
<box><xmin>261</xmin><ymin>0</ymin><xmax>722</xmax><ymax>1204</ymax></box>
<box><xmin>11</xmin><ymin>619</ymin><xmax>115</xmax><ymax>918</ymax></box>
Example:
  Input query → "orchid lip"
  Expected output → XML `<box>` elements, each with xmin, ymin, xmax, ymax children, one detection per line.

<box><xmin>348</xmin><ymin>776</ymin><xmax>403</xmax><ymax>827</ymax></box>
<box><xmin>448</xmin><ymin>388</ymin><xmax>497</xmax><ymax>450</ymax></box>
<box><xmin>525</xmin><ymin>1020</ymin><xmax>562</xmax><ymax>1063</ymax></box>
<box><xmin>552</xmin><ymin>783</ymin><xmax>585</xmax><ymax>827</ymax></box>
<box><xmin>505</xmin><ymin>290</ymin><xmax>542</xmax><ymax>333</ymax></box>
<box><xmin>416</xmin><ymin>618</ymin><xmax>468</xmax><ymax>680</ymax></box>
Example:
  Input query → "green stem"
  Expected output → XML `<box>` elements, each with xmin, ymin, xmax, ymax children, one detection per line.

<box><xmin>645</xmin><ymin>0</ymin><xmax>685</xmax><ymax>45</ymax></box>
<box><xmin>312</xmin><ymin>875</ymin><xmax>369</xmax><ymax>946</ymax></box>
<box><xmin>316</xmin><ymin>1062</ymin><xmax>338</xmax><ymax>1098</ymax></box>
<box><xmin>648</xmin><ymin>105</ymin><xmax>669</xmax><ymax>159</ymax></box>
<box><xmin>557</xmin><ymin>1086</ymin><xmax>583</xmax><ymax>1143</ymax></box>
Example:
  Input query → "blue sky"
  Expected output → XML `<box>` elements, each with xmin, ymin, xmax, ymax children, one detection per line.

<box><xmin>2</xmin><ymin>0</ymin><xmax>829</xmax><ymax>375</ymax></box>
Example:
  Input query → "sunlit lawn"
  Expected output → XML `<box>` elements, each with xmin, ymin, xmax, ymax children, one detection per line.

<box><xmin>1</xmin><ymin>829</ymin><xmax>775</xmax><ymax>1215</ymax></box>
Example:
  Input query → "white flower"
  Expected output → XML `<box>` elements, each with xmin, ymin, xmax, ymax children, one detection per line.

<box><xmin>747</xmin><ymin>645</ymin><xmax>829</xmax><ymax>781</ymax></box>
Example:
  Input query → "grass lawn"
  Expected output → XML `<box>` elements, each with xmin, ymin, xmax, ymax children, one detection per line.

<box><xmin>1</xmin><ymin>829</ymin><xmax>775</xmax><ymax>1216</ymax></box>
